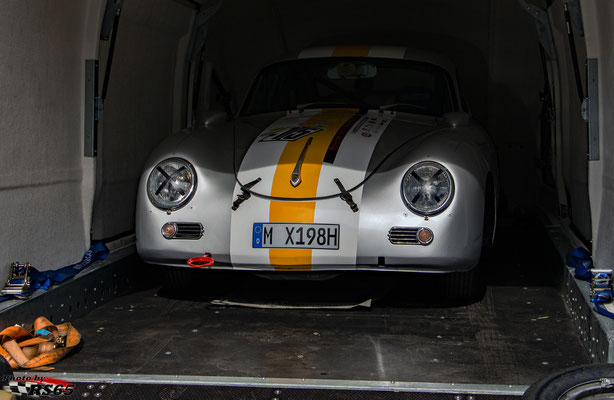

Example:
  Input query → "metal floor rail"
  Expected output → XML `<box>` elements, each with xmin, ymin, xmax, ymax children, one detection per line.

<box><xmin>11</xmin><ymin>372</ymin><xmax>526</xmax><ymax>399</ymax></box>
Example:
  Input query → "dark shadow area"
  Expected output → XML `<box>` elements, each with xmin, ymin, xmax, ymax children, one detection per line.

<box><xmin>483</xmin><ymin>212</ymin><xmax>564</xmax><ymax>288</ymax></box>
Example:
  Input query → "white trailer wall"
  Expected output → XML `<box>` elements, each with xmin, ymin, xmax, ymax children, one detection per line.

<box><xmin>0</xmin><ymin>1</ymin><xmax>103</xmax><ymax>273</ymax></box>
<box><xmin>583</xmin><ymin>0</ymin><xmax>614</xmax><ymax>268</ymax></box>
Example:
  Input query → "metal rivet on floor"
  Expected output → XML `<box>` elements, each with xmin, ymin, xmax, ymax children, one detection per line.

<box><xmin>82</xmin><ymin>393</ymin><xmax>90</xmax><ymax>398</ymax></box>
<box><xmin>165</xmin><ymin>352</ymin><xmax>172</xmax><ymax>355</ymax></box>
<box><xmin>542</xmin><ymin>361</ymin><xmax>549</xmax><ymax>365</ymax></box>
<box><xmin>192</xmin><ymin>329</ymin><xmax>198</xmax><ymax>333</ymax></box>
<box><xmin>99</xmin><ymin>385</ymin><xmax>106</xmax><ymax>390</ymax></box>
<box><xmin>273</xmin><ymin>390</ymin><xmax>281</xmax><ymax>395</ymax></box>
<box><xmin>87</xmin><ymin>385</ymin><xmax>94</xmax><ymax>390</ymax></box>
<box><xmin>536</xmin><ymin>338</ymin><xmax>542</xmax><ymax>341</ymax></box>
<box><xmin>93</xmin><ymin>393</ymin><xmax>102</xmax><ymax>398</ymax></box>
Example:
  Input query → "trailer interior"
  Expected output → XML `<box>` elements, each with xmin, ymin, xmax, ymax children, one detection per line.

<box><xmin>0</xmin><ymin>0</ymin><xmax>613</xmax><ymax>398</ymax></box>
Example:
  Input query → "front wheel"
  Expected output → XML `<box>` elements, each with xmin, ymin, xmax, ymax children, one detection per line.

<box><xmin>442</xmin><ymin>265</ymin><xmax>485</xmax><ymax>302</ymax></box>
<box><xmin>523</xmin><ymin>364</ymin><xmax>614</xmax><ymax>399</ymax></box>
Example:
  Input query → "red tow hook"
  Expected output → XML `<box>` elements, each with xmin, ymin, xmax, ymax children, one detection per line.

<box><xmin>187</xmin><ymin>253</ymin><xmax>214</xmax><ymax>268</ymax></box>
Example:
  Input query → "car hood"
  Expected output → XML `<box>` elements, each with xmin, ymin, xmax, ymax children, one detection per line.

<box><xmin>233</xmin><ymin>108</ymin><xmax>445</xmax><ymax>199</ymax></box>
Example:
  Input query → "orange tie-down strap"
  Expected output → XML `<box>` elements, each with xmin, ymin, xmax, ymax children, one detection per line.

<box><xmin>0</xmin><ymin>317</ymin><xmax>80</xmax><ymax>370</ymax></box>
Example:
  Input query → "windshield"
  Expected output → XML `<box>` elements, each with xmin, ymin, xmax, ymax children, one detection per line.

<box><xmin>241</xmin><ymin>57</ymin><xmax>457</xmax><ymax>116</ymax></box>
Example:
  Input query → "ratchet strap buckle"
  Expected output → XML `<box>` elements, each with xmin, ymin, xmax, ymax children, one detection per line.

<box><xmin>1</xmin><ymin>262</ymin><xmax>31</xmax><ymax>296</ymax></box>
<box><xmin>590</xmin><ymin>269</ymin><xmax>614</xmax><ymax>302</ymax></box>
<box><xmin>54</xmin><ymin>335</ymin><xmax>67</xmax><ymax>349</ymax></box>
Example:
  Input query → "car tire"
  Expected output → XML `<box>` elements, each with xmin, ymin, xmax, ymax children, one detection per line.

<box><xmin>162</xmin><ymin>267</ymin><xmax>202</xmax><ymax>294</ymax></box>
<box><xmin>442</xmin><ymin>264</ymin><xmax>485</xmax><ymax>302</ymax></box>
<box><xmin>522</xmin><ymin>364</ymin><xmax>614</xmax><ymax>399</ymax></box>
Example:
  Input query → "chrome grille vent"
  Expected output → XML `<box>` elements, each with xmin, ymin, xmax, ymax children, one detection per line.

<box><xmin>175</xmin><ymin>223</ymin><xmax>204</xmax><ymax>239</ymax></box>
<box><xmin>388</xmin><ymin>227</ymin><xmax>419</xmax><ymax>245</ymax></box>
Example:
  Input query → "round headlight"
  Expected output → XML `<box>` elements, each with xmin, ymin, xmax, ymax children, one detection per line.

<box><xmin>401</xmin><ymin>161</ymin><xmax>454</xmax><ymax>216</ymax></box>
<box><xmin>147</xmin><ymin>158</ymin><xmax>197</xmax><ymax>211</ymax></box>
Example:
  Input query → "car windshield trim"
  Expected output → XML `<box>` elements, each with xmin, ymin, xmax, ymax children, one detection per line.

<box><xmin>240</xmin><ymin>57</ymin><xmax>458</xmax><ymax>117</ymax></box>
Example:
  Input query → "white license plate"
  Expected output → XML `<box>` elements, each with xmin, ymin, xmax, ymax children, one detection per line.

<box><xmin>252</xmin><ymin>223</ymin><xmax>340</xmax><ymax>249</ymax></box>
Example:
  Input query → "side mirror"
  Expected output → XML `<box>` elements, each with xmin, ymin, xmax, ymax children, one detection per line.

<box><xmin>443</xmin><ymin>112</ymin><xmax>470</xmax><ymax>128</ymax></box>
<box><xmin>202</xmin><ymin>110</ymin><xmax>228</xmax><ymax>127</ymax></box>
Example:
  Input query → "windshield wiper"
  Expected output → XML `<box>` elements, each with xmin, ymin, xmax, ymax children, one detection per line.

<box><xmin>314</xmin><ymin>77</ymin><xmax>373</xmax><ymax>110</ymax></box>
<box><xmin>231</xmin><ymin>178</ymin><xmax>261</xmax><ymax>211</ymax></box>
<box><xmin>379</xmin><ymin>103</ymin><xmax>427</xmax><ymax>113</ymax></box>
<box><xmin>334</xmin><ymin>178</ymin><xmax>358</xmax><ymax>212</ymax></box>
<box><xmin>294</xmin><ymin>102</ymin><xmax>362</xmax><ymax>112</ymax></box>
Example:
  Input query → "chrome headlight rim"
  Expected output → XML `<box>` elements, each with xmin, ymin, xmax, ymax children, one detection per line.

<box><xmin>146</xmin><ymin>157</ymin><xmax>197</xmax><ymax>211</ymax></box>
<box><xmin>401</xmin><ymin>160</ymin><xmax>455</xmax><ymax>216</ymax></box>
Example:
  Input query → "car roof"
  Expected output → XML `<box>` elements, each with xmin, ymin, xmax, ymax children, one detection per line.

<box><xmin>297</xmin><ymin>45</ymin><xmax>457</xmax><ymax>78</ymax></box>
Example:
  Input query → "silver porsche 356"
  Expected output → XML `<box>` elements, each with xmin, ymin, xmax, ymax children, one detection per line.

<box><xmin>136</xmin><ymin>46</ymin><xmax>498</xmax><ymax>297</ymax></box>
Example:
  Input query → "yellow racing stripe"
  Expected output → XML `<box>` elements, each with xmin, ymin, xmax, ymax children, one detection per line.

<box><xmin>269</xmin><ymin>109</ymin><xmax>358</xmax><ymax>269</ymax></box>
<box><xmin>332</xmin><ymin>46</ymin><xmax>371</xmax><ymax>57</ymax></box>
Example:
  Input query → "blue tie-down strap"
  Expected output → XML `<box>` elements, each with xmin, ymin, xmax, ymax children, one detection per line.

<box><xmin>567</xmin><ymin>247</ymin><xmax>593</xmax><ymax>281</ymax></box>
<box><xmin>592</xmin><ymin>290</ymin><xmax>614</xmax><ymax>319</ymax></box>
<box><xmin>0</xmin><ymin>241</ymin><xmax>109</xmax><ymax>302</ymax></box>
<box><xmin>565</xmin><ymin>248</ymin><xmax>614</xmax><ymax>319</ymax></box>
